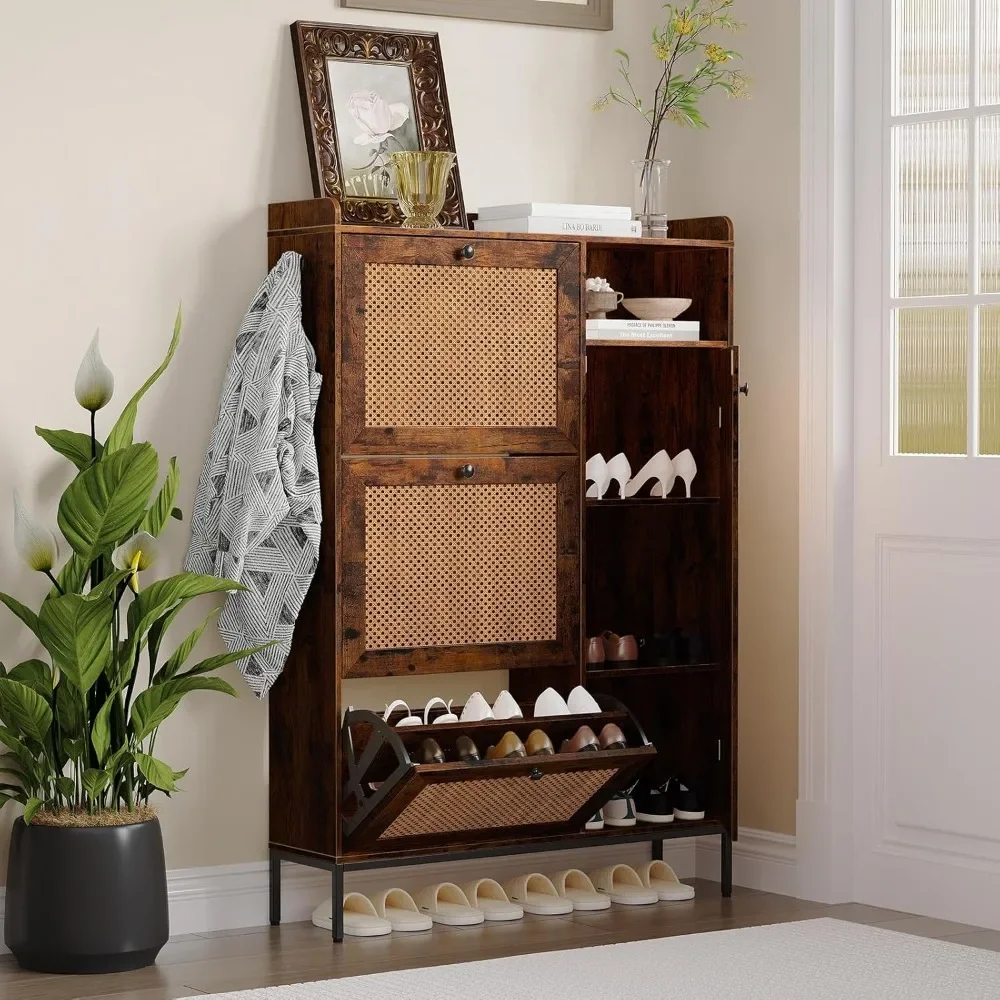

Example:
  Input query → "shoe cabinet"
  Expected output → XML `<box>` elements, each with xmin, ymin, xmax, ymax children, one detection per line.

<box><xmin>266</xmin><ymin>200</ymin><xmax>738</xmax><ymax>941</ymax></box>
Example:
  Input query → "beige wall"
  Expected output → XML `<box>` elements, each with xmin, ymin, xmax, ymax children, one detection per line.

<box><xmin>667</xmin><ymin>0</ymin><xmax>801</xmax><ymax>835</ymax></box>
<box><xmin>0</xmin><ymin>0</ymin><xmax>663</xmax><ymax>883</ymax></box>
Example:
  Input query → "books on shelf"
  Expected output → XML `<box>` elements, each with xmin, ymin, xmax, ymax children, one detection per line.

<box><xmin>586</xmin><ymin>319</ymin><xmax>701</xmax><ymax>342</ymax></box>
<box><xmin>475</xmin><ymin>216</ymin><xmax>642</xmax><ymax>237</ymax></box>
<box><xmin>477</xmin><ymin>202</ymin><xmax>632</xmax><ymax>222</ymax></box>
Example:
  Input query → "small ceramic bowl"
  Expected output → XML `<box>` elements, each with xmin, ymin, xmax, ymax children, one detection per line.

<box><xmin>621</xmin><ymin>297</ymin><xmax>693</xmax><ymax>321</ymax></box>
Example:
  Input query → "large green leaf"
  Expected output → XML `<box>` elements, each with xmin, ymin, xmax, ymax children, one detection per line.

<box><xmin>131</xmin><ymin>675</ymin><xmax>236</xmax><ymax>742</ymax></box>
<box><xmin>55</xmin><ymin>775</ymin><xmax>75</xmax><ymax>800</ymax></box>
<box><xmin>147</xmin><ymin>602</ymin><xmax>186</xmax><ymax>678</ymax></box>
<box><xmin>175</xmin><ymin>643</ymin><xmax>274</xmax><ymax>680</ymax></box>
<box><xmin>141</xmin><ymin>457</ymin><xmax>179</xmax><ymax>537</ymax></box>
<box><xmin>91</xmin><ymin>684</ymin><xmax>123</xmax><ymax>764</ymax></box>
<box><xmin>155</xmin><ymin>609</ymin><xmax>219</xmax><ymax>683</ymax></box>
<box><xmin>134</xmin><ymin>752</ymin><xmax>183</xmax><ymax>793</ymax></box>
<box><xmin>105</xmin><ymin>308</ymin><xmax>182</xmax><ymax>455</ymax></box>
<box><xmin>82</xmin><ymin>768</ymin><xmax>110</xmax><ymax>800</ymax></box>
<box><xmin>35</xmin><ymin>427</ymin><xmax>102</xmax><ymax>471</ymax></box>
<box><xmin>23</xmin><ymin>797</ymin><xmax>43</xmax><ymax>824</ymax></box>
<box><xmin>0</xmin><ymin>681</ymin><xmax>52</xmax><ymax>745</ymax></box>
<box><xmin>0</xmin><ymin>791</ymin><xmax>27</xmax><ymax>809</ymax></box>
<box><xmin>38</xmin><ymin>593</ymin><xmax>114</xmax><ymax>694</ymax></box>
<box><xmin>0</xmin><ymin>593</ymin><xmax>41</xmax><ymax>641</ymax></box>
<box><xmin>55</xmin><ymin>680</ymin><xmax>84</xmax><ymax>738</ymax></box>
<box><xmin>7</xmin><ymin>660</ymin><xmax>53</xmax><ymax>701</ymax></box>
<box><xmin>51</xmin><ymin>552</ymin><xmax>91</xmax><ymax>598</ymax></box>
<box><xmin>57</xmin><ymin>443</ymin><xmax>159</xmax><ymax>564</ymax></box>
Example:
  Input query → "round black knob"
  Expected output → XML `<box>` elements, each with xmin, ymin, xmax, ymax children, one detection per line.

<box><xmin>529</xmin><ymin>768</ymin><xmax>544</xmax><ymax>781</ymax></box>
<box><xmin>459</xmin><ymin>244</ymin><xmax>475</xmax><ymax>260</ymax></box>
<box><xmin>739</xmin><ymin>383</ymin><xmax>750</xmax><ymax>397</ymax></box>
<box><xmin>458</xmin><ymin>464</ymin><xmax>475</xmax><ymax>479</ymax></box>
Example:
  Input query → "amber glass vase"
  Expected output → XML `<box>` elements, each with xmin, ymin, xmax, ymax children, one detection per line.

<box><xmin>390</xmin><ymin>151</ymin><xmax>456</xmax><ymax>229</ymax></box>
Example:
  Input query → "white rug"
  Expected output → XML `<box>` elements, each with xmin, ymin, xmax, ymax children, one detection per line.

<box><xmin>187</xmin><ymin>918</ymin><xmax>1000</xmax><ymax>999</ymax></box>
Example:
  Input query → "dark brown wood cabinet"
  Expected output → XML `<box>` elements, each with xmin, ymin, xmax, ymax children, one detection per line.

<box><xmin>266</xmin><ymin>199</ymin><xmax>739</xmax><ymax>939</ymax></box>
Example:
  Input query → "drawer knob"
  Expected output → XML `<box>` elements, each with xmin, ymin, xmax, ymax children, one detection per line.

<box><xmin>739</xmin><ymin>382</ymin><xmax>750</xmax><ymax>397</ymax></box>
<box><xmin>529</xmin><ymin>768</ymin><xmax>544</xmax><ymax>781</ymax></box>
<box><xmin>458</xmin><ymin>464</ymin><xmax>475</xmax><ymax>479</ymax></box>
<box><xmin>458</xmin><ymin>244</ymin><xmax>475</xmax><ymax>260</ymax></box>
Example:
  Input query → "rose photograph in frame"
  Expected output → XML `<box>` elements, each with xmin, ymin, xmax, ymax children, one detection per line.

<box><xmin>291</xmin><ymin>21</ymin><xmax>467</xmax><ymax>228</ymax></box>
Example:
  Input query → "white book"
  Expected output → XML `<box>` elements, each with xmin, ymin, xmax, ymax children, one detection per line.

<box><xmin>475</xmin><ymin>216</ymin><xmax>642</xmax><ymax>237</ymax></box>
<box><xmin>477</xmin><ymin>202</ymin><xmax>632</xmax><ymax>222</ymax></box>
<box><xmin>587</xmin><ymin>329</ymin><xmax>701</xmax><ymax>342</ymax></box>
<box><xmin>587</xmin><ymin>319</ymin><xmax>701</xmax><ymax>332</ymax></box>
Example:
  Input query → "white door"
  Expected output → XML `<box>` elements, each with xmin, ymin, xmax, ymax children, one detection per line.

<box><xmin>854</xmin><ymin>0</ymin><xmax>1000</xmax><ymax>929</ymax></box>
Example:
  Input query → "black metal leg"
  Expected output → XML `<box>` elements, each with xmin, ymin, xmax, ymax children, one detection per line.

<box><xmin>333</xmin><ymin>864</ymin><xmax>344</xmax><ymax>943</ymax></box>
<box><xmin>651</xmin><ymin>838</ymin><xmax>663</xmax><ymax>862</ymax></box>
<box><xmin>269</xmin><ymin>852</ymin><xmax>281</xmax><ymax>926</ymax></box>
<box><xmin>721</xmin><ymin>830</ymin><xmax>733</xmax><ymax>898</ymax></box>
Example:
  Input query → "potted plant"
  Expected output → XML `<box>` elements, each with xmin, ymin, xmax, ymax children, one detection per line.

<box><xmin>595</xmin><ymin>0</ymin><xmax>750</xmax><ymax>236</ymax></box>
<box><xmin>0</xmin><ymin>313</ymin><xmax>264</xmax><ymax>974</ymax></box>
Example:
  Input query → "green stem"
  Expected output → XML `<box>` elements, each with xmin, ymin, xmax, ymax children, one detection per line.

<box><xmin>90</xmin><ymin>410</ymin><xmax>96</xmax><ymax>460</ymax></box>
<box><xmin>44</xmin><ymin>569</ymin><xmax>64</xmax><ymax>595</ymax></box>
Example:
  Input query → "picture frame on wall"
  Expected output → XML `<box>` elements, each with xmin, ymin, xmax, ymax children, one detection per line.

<box><xmin>340</xmin><ymin>0</ymin><xmax>613</xmax><ymax>31</ymax></box>
<box><xmin>291</xmin><ymin>21</ymin><xmax>467</xmax><ymax>228</ymax></box>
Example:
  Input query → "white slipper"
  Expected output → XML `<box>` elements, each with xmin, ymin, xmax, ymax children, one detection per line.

<box><xmin>590</xmin><ymin>864</ymin><xmax>658</xmax><ymax>906</ymax></box>
<box><xmin>424</xmin><ymin>697</ymin><xmax>458</xmax><ymax>725</ymax></box>
<box><xmin>460</xmin><ymin>692</ymin><xmax>494</xmax><ymax>723</ymax></box>
<box><xmin>384</xmin><ymin>699</ymin><xmax>421</xmax><ymax>727</ymax></box>
<box><xmin>369</xmin><ymin>888</ymin><xmax>433</xmax><ymax>931</ymax></box>
<box><xmin>492</xmin><ymin>690</ymin><xmax>523</xmax><ymax>720</ymax></box>
<box><xmin>636</xmin><ymin>860</ymin><xmax>696</xmax><ymax>902</ymax></box>
<box><xmin>312</xmin><ymin>894</ymin><xmax>391</xmax><ymax>936</ymax></box>
<box><xmin>534</xmin><ymin>687</ymin><xmax>570</xmax><ymax>717</ymax></box>
<box><xmin>462</xmin><ymin>878</ymin><xmax>524</xmax><ymax>921</ymax></box>
<box><xmin>414</xmin><ymin>882</ymin><xmax>485</xmax><ymax>926</ymax></box>
<box><xmin>566</xmin><ymin>686</ymin><xmax>601</xmax><ymax>715</ymax></box>
<box><xmin>550</xmin><ymin>869</ymin><xmax>610</xmax><ymax>911</ymax></box>
<box><xmin>504</xmin><ymin>873</ymin><xmax>574</xmax><ymax>915</ymax></box>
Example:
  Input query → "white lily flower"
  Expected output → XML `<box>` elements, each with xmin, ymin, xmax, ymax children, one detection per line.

<box><xmin>13</xmin><ymin>490</ymin><xmax>59</xmax><ymax>573</ymax></box>
<box><xmin>112</xmin><ymin>531</ymin><xmax>158</xmax><ymax>591</ymax></box>
<box><xmin>75</xmin><ymin>331</ymin><xmax>115</xmax><ymax>412</ymax></box>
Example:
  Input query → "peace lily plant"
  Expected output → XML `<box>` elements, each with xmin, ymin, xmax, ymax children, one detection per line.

<box><xmin>0</xmin><ymin>313</ymin><xmax>263</xmax><ymax>826</ymax></box>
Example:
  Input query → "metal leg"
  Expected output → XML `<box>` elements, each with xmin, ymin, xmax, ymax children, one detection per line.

<box><xmin>721</xmin><ymin>830</ymin><xmax>733</xmax><ymax>898</ymax></box>
<box><xmin>333</xmin><ymin>864</ymin><xmax>345</xmax><ymax>943</ymax></box>
<box><xmin>651</xmin><ymin>838</ymin><xmax>664</xmax><ymax>862</ymax></box>
<box><xmin>269</xmin><ymin>853</ymin><xmax>281</xmax><ymax>926</ymax></box>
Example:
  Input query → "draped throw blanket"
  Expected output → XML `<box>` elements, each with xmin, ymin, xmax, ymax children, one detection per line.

<box><xmin>185</xmin><ymin>252</ymin><xmax>322</xmax><ymax>697</ymax></box>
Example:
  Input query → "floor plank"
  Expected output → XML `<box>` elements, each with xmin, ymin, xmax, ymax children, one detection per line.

<box><xmin>3</xmin><ymin>879</ymin><xmax>996</xmax><ymax>1000</ymax></box>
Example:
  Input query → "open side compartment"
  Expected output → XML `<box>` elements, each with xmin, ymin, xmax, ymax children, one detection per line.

<box><xmin>341</xmin><ymin>695</ymin><xmax>656</xmax><ymax>852</ymax></box>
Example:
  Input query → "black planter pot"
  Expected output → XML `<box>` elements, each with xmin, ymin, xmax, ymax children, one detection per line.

<box><xmin>4</xmin><ymin>816</ymin><xmax>169</xmax><ymax>974</ymax></box>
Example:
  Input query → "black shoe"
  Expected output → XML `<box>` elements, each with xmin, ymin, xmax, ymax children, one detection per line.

<box><xmin>634</xmin><ymin>779</ymin><xmax>675</xmax><ymax>824</ymax></box>
<box><xmin>456</xmin><ymin>735</ymin><xmax>481</xmax><ymax>763</ymax></box>
<box><xmin>664</xmin><ymin>776</ymin><xmax>705</xmax><ymax>820</ymax></box>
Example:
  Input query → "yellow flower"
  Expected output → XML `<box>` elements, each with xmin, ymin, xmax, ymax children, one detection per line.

<box><xmin>673</xmin><ymin>17</ymin><xmax>696</xmax><ymax>35</ymax></box>
<box><xmin>652</xmin><ymin>40</ymin><xmax>672</xmax><ymax>60</ymax></box>
<box><xmin>705</xmin><ymin>43</ymin><xmax>731</xmax><ymax>64</ymax></box>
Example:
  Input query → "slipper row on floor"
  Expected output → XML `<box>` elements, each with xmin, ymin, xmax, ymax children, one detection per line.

<box><xmin>312</xmin><ymin>861</ymin><xmax>694</xmax><ymax>937</ymax></box>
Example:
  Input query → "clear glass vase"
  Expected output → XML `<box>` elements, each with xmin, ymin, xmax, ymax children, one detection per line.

<box><xmin>390</xmin><ymin>150</ymin><xmax>456</xmax><ymax>229</ymax></box>
<box><xmin>632</xmin><ymin>158</ymin><xmax>670</xmax><ymax>238</ymax></box>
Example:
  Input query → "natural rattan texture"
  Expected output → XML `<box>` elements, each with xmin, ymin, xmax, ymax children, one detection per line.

<box><xmin>364</xmin><ymin>263</ymin><xmax>559</xmax><ymax>428</ymax></box>
<box><xmin>378</xmin><ymin>769</ymin><xmax>617</xmax><ymax>840</ymax></box>
<box><xmin>364</xmin><ymin>483</ymin><xmax>558</xmax><ymax>650</ymax></box>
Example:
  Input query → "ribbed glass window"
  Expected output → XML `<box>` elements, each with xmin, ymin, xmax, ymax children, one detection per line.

<box><xmin>982</xmin><ymin>116</ymin><xmax>1000</xmax><ymax>293</ymax></box>
<box><xmin>893</xmin><ymin>0</ymin><xmax>969</xmax><ymax>115</ymax></box>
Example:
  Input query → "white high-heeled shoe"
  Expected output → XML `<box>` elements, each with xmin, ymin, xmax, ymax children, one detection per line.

<box><xmin>604</xmin><ymin>453</ymin><xmax>632</xmax><ymax>499</ymax></box>
<box><xmin>672</xmin><ymin>449</ymin><xmax>697</xmax><ymax>498</ymax></box>
<box><xmin>384</xmin><ymin>700</ymin><xmax>422</xmax><ymax>727</ymax></box>
<box><xmin>424</xmin><ymin>697</ymin><xmax>458</xmax><ymax>725</ymax></box>
<box><xmin>624</xmin><ymin>450</ymin><xmax>676</xmax><ymax>499</ymax></box>
<box><xmin>585</xmin><ymin>453</ymin><xmax>609</xmax><ymax>499</ymax></box>
<box><xmin>492</xmin><ymin>690</ymin><xmax>523</xmax><ymax>720</ymax></box>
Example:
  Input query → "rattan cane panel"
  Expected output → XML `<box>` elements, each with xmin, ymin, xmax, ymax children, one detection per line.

<box><xmin>364</xmin><ymin>263</ymin><xmax>558</xmax><ymax>428</ymax></box>
<box><xmin>378</xmin><ymin>769</ymin><xmax>617</xmax><ymax>840</ymax></box>
<box><xmin>365</xmin><ymin>483</ymin><xmax>558</xmax><ymax>650</ymax></box>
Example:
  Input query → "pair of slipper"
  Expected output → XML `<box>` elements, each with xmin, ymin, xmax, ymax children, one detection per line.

<box><xmin>312</xmin><ymin>888</ymin><xmax>433</xmax><ymax>938</ymax></box>
<box><xmin>591</xmin><ymin>860</ymin><xmax>695</xmax><ymax>905</ymax></box>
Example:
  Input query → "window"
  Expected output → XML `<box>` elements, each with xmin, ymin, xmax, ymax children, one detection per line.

<box><xmin>891</xmin><ymin>0</ymin><xmax>1000</xmax><ymax>454</ymax></box>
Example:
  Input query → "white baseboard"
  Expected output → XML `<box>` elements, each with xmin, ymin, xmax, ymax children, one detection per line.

<box><xmin>0</xmin><ymin>839</ymin><xmax>697</xmax><ymax>951</ymax></box>
<box><xmin>696</xmin><ymin>827</ymin><xmax>798</xmax><ymax>897</ymax></box>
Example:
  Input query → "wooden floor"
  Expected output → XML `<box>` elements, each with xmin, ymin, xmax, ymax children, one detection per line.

<box><xmin>4</xmin><ymin>879</ymin><xmax>999</xmax><ymax>1000</ymax></box>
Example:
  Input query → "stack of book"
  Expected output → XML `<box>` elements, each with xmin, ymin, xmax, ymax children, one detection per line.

<box><xmin>474</xmin><ymin>203</ymin><xmax>641</xmax><ymax>238</ymax></box>
<box><xmin>586</xmin><ymin>318</ymin><xmax>701</xmax><ymax>343</ymax></box>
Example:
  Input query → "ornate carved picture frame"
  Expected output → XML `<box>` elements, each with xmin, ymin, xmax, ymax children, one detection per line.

<box><xmin>341</xmin><ymin>0</ymin><xmax>613</xmax><ymax>31</ymax></box>
<box><xmin>291</xmin><ymin>21</ymin><xmax>467</xmax><ymax>228</ymax></box>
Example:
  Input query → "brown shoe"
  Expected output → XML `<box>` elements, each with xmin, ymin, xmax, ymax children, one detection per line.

<box><xmin>525</xmin><ymin>729</ymin><xmax>554</xmax><ymax>756</ymax></box>
<box><xmin>487</xmin><ymin>731</ymin><xmax>526</xmax><ymax>760</ymax></box>
<box><xmin>456</xmin><ymin>735</ymin><xmax>481</xmax><ymax>763</ymax></box>
<box><xmin>416</xmin><ymin>738</ymin><xmax>445</xmax><ymax>764</ymax></box>
<box><xmin>598</xmin><ymin>723</ymin><xmax>627</xmax><ymax>750</ymax></box>
<box><xmin>602</xmin><ymin>630</ymin><xmax>639</xmax><ymax>662</ymax></box>
<box><xmin>586</xmin><ymin>637</ymin><xmax>606</xmax><ymax>664</ymax></box>
<box><xmin>560</xmin><ymin>725</ymin><xmax>599</xmax><ymax>754</ymax></box>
